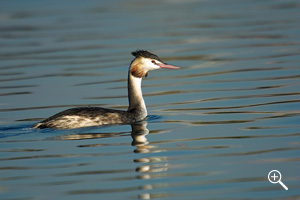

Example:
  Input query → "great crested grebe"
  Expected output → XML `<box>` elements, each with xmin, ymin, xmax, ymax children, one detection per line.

<box><xmin>32</xmin><ymin>50</ymin><xmax>179</xmax><ymax>129</ymax></box>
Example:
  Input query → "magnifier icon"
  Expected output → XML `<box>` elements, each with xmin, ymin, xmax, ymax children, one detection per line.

<box><xmin>268</xmin><ymin>170</ymin><xmax>288</xmax><ymax>190</ymax></box>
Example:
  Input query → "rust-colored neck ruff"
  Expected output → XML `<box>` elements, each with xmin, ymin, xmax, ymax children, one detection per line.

<box><xmin>130</xmin><ymin>63</ymin><xmax>148</xmax><ymax>78</ymax></box>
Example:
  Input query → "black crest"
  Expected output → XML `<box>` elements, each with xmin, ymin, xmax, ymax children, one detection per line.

<box><xmin>131</xmin><ymin>50</ymin><xmax>163</xmax><ymax>62</ymax></box>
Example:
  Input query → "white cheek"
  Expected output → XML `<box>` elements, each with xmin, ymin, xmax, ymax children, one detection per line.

<box><xmin>151</xmin><ymin>65</ymin><xmax>160</xmax><ymax>70</ymax></box>
<box><xmin>146</xmin><ymin>61</ymin><xmax>160</xmax><ymax>71</ymax></box>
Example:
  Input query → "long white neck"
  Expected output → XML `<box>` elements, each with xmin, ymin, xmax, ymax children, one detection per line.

<box><xmin>127</xmin><ymin>72</ymin><xmax>147</xmax><ymax>119</ymax></box>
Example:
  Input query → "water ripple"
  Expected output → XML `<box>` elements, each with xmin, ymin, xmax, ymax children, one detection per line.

<box><xmin>0</xmin><ymin>0</ymin><xmax>299</xmax><ymax>199</ymax></box>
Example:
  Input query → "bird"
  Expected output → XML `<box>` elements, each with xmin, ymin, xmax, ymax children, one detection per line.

<box><xmin>32</xmin><ymin>50</ymin><xmax>179</xmax><ymax>129</ymax></box>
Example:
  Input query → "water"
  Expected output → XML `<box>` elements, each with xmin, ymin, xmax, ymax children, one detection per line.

<box><xmin>0</xmin><ymin>0</ymin><xmax>300</xmax><ymax>199</ymax></box>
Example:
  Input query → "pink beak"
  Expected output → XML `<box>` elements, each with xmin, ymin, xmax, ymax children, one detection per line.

<box><xmin>158</xmin><ymin>63</ymin><xmax>180</xmax><ymax>69</ymax></box>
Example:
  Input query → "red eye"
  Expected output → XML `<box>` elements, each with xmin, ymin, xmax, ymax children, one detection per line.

<box><xmin>151</xmin><ymin>60</ymin><xmax>157</xmax><ymax>64</ymax></box>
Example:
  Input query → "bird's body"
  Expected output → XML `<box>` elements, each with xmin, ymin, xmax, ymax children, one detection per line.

<box><xmin>33</xmin><ymin>107</ymin><xmax>128</xmax><ymax>129</ymax></box>
<box><xmin>32</xmin><ymin>50</ymin><xmax>179</xmax><ymax>129</ymax></box>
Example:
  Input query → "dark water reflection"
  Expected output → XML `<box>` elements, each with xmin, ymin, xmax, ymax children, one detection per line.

<box><xmin>1</xmin><ymin>0</ymin><xmax>300</xmax><ymax>199</ymax></box>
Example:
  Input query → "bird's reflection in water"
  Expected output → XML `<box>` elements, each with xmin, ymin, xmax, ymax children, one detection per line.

<box><xmin>131</xmin><ymin>122</ymin><xmax>168</xmax><ymax>172</ymax></box>
<box><xmin>131</xmin><ymin>122</ymin><xmax>169</xmax><ymax>199</ymax></box>
<box><xmin>52</xmin><ymin>122</ymin><xmax>169</xmax><ymax>199</ymax></box>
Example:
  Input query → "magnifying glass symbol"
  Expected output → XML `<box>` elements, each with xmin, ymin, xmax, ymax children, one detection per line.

<box><xmin>268</xmin><ymin>170</ymin><xmax>288</xmax><ymax>190</ymax></box>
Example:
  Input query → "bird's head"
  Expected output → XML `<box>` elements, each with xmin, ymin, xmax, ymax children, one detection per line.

<box><xmin>130</xmin><ymin>50</ymin><xmax>179</xmax><ymax>78</ymax></box>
